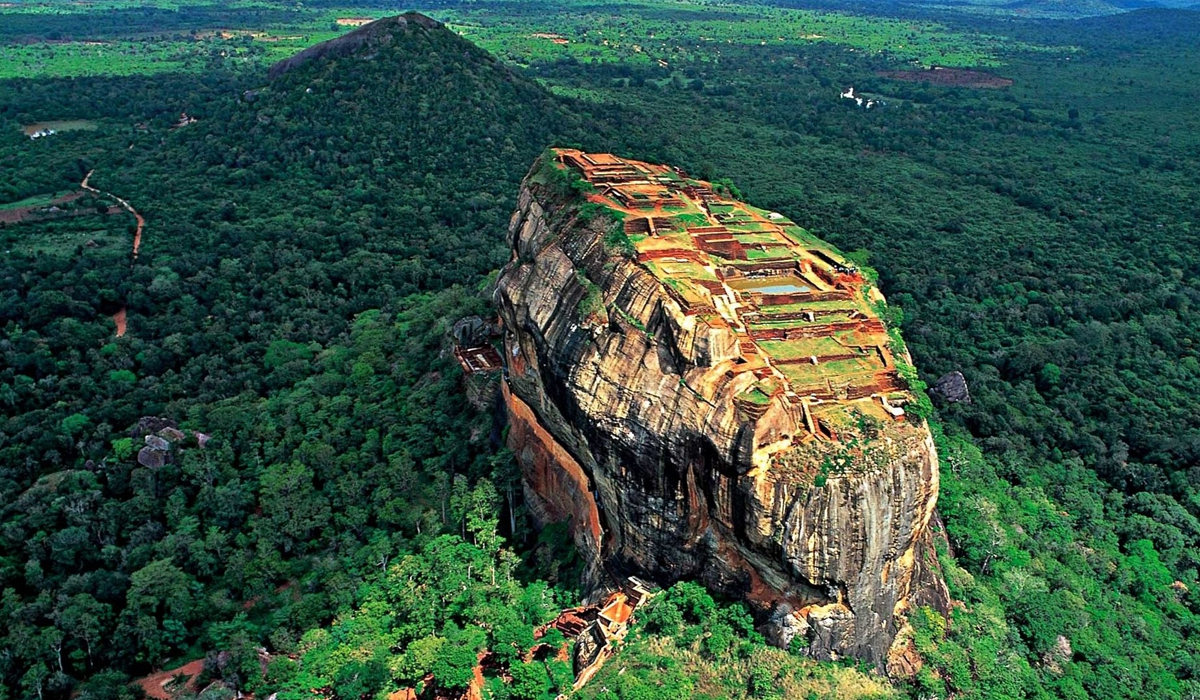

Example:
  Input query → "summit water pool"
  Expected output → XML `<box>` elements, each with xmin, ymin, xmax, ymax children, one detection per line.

<box><xmin>730</xmin><ymin>275</ymin><xmax>812</xmax><ymax>295</ymax></box>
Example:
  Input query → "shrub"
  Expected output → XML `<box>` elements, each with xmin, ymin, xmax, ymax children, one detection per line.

<box><xmin>604</xmin><ymin>225</ymin><xmax>636</xmax><ymax>259</ymax></box>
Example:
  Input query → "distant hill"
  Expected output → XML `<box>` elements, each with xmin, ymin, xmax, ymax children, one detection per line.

<box><xmin>267</xmin><ymin>13</ymin><xmax>443</xmax><ymax>80</ymax></box>
<box><xmin>1061</xmin><ymin>6</ymin><xmax>1200</xmax><ymax>43</ymax></box>
<box><xmin>121</xmin><ymin>11</ymin><xmax>599</xmax><ymax>287</ymax></box>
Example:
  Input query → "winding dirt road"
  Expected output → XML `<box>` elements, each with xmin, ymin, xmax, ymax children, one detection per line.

<box><xmin>82</xmin><ymin>169</ymin><xmax>144</xmax><ymax>258</ymax></box>
<box><xmin>82</xmin><ymin>170</ymin><xmax>143</xmax><ymax>337</ymax></box>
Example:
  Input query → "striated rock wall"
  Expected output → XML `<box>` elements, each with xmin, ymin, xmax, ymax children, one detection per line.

<box><xmin>495</xmin><ymin>164</ymin><xmax>949</xmax><ymax>670</ymax></box>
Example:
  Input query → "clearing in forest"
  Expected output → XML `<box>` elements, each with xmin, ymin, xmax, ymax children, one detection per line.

<box><xmin>877</xmin><ymin>66</ymin><xmax>1014</xmax><ymax>88</ymax></box>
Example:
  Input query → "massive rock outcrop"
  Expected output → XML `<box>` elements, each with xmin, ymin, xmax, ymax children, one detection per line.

<box><xmin>495</xmin><ymin>150</ymin><xmax>949</xmax><ymax>670</ymax></box>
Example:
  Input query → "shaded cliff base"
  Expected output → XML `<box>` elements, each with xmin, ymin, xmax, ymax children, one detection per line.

<box><xmin>506</xmin><ymin>374</ymin><xmax>950</xmax><ymax>675</ymax></box>
<box><xmin>505</xmin><ymin>382</ymin><xmax>609</xmax><ymax>594</ymax></box>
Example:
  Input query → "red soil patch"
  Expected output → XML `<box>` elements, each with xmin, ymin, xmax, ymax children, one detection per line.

<box><xmin>877</xmin><ymin>67</ymin><xmax>1013</xmax><ymax>89</ymax></box>
<box><xmin>135</xmin><ymin>659</ymin><xmax>205</xmax><ymax>700</ymax></box>
<box><xmin>81</xmin><ymin>169</ymin><xmax>145</xmax><ymax>258</ymax></box>
<box><xmin>468</xmin><ymin>661</ymin><xmax>485</xmax><ymax>700</ymax></box>
<box><xmin>112</xmin><ymin>307</ymin><xmax>127</xmax><ymax>337</ymax></box>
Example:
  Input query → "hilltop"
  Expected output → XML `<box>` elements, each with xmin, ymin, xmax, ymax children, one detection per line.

<box><xmin>553</xmin><ymin>149</ymin><xmax>923</xmax><ymax>435</ymax></box>
<box><xmin>99</xmin><ymin>12</ymin><xmax>594</xmax><ymax>288</ymax></box>
<box><xmin>267</xmin><ymin>13</ymin><xmax>442</xmax><ymax>79</ymax></box>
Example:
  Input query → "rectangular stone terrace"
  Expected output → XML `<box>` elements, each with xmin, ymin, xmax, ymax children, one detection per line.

<box><xmin>555</xmin><ymin>149</ymin><xmax>912</xmax><ymax>441</ymax></box>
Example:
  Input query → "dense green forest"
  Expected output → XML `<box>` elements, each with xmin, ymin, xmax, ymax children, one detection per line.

<box><xmin>0</xmin><ymin>17</ymin><xmax>604</xmax><ymax>700</ymax></box>
<box><xmin>2</xmin><ymin>4</ymin><xmax>1200</xmax><ymax>700</ymax></box>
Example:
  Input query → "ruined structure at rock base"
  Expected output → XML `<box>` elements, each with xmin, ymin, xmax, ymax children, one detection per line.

<box><xmin>496</xmin><ymin>149</ymin><xmax>950</xmax><ymax>671</ymax></box>
<box><xmin>571</xmin><ymin>578</ymin><xmax>656</xmax><ymax>688</ymax></box>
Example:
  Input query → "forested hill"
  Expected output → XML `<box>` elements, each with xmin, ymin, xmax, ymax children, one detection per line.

<box><xmin>267</xmin><ymin>12</ymin><xmax>442</xmax><ymax>79</ymax></box>
<box><xmin>0</xmin><ymin>15</ymin><xmax>614</xmax><ymax>699</ymax></box>
<box><xmin>119</xmin><ymin>10</ymin><xmax>594</xmax><ymax>292</ymax></box>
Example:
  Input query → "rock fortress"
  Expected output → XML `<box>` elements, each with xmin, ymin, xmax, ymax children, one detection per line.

<box><xmin>495</xmin><ymin>149</ymin><xmax>950</xmax><ymax>672</ymax></box>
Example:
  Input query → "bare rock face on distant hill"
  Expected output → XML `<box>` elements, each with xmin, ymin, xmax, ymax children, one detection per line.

<box><xmin>495</xmin><ymin>152</ymin><xmax>950</xmax><ymax>671</ymax></box>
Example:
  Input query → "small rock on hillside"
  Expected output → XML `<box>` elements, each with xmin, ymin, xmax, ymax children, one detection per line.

<box><xmin>931</xmin><ymin>371</ymin><xmax>971</xmax><ymax>404</ymax></box>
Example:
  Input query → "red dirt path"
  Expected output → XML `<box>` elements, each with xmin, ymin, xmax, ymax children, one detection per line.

<box><xmin>81</xmin><ymin>170</ymin><xmax>144</xmax><ymax>337</ymax></box>
<box><xmin>135</xmin><ymin>659</ymin><xmax>204</xmax><ymax>700</ymax></box>
<box><xmin>81</xmin><ymin>169</ymin><xmax>145</xmax><ymax>257</ymax></box>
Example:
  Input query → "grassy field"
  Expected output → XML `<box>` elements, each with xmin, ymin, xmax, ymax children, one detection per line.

<box><xmin>0</xmin><ymin>0</ymin><xmax>1060</xmax><ymax>80</ymax></box>
<box><xmin>0</xmin><ymin>1</ymin><xmax>367</xmax><ymax>79</ymax></box>
<box><xmin>0</xmin><ymin>22</ymin><xmax>352</xmax><ymax>79</ymax></box>
<box><xmin>438</xmin><ymin>0</ymin><xmax>1044</xmax><ymax>68</ymax></box>
<box><xmin>0</xmin><ymin>0</ymin><xmax>281</xmax><ymax>12</ymax></box>
<box><xmin>0</xmin><ymin>191</ymin><xmax>66</xmax><ymax>210</ymax></box>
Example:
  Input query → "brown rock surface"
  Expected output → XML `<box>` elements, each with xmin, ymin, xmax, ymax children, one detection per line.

<box><xmin>496</xmin><ymin>153</ymin><xmax>949</xmax><ymax>669</ymax></box>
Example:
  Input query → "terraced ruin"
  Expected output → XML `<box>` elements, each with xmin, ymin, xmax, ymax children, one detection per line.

<box><xmin>557</xmin><ymin>148</ymin><xmax>913</xmax><ymax>446</ymax></box>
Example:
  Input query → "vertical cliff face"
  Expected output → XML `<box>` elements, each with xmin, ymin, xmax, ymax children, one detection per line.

<box><xmin>495</xmin><ymin>151</ymin><xmax>950</xmax><ymax>670</ymax></box>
